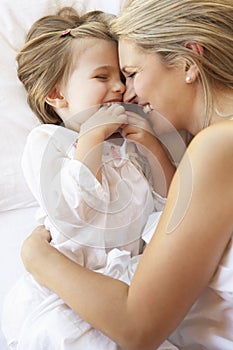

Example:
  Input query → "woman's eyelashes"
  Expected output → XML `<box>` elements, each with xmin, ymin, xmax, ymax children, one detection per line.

<box><xmin>128</xmin><ymin>72</ymin><xmax>136</xmax><ymax>79</ymax></box>
<box><xmin>122</xmin><ymin>71</ymin><xmax>136</xmax><ymax>80</ymax></box>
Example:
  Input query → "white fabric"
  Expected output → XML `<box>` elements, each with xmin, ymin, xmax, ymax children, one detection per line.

<box><xmin>22</xmin><ymin>124</ymin><xmax>165</xmax><ymax>253</ymax></box>
<box><xmin>0</xmin><ymin>207</ymin><xmax>39</xmax><ymax>350</ymax></box>
<box><xmin>2</xmin><ymin>124</ymin><xmax>170</xmax><ymax>349</ymax></box>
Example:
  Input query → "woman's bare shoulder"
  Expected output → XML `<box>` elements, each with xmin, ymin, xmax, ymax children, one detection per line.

<box><xmin>180</xmin><ymin>120</ymin><xmax>233</xmax><ymax>227</ymax></box>
<box><xmin>187</xmin><ymin>120</ymin><xmax>233</xmax><ymax>166</ymax></box>
<box><xmin>166</xmin><ymin>119</ymin><xmax>233</xmax><ymax>243</ymax></box>
<box><xmin>191</xmin><ymin>119</ymin><xmax>233</xmax><ymax>145</ymax></box>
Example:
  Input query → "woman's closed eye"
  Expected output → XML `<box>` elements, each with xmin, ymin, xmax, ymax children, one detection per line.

<box><xmin>127</xmin><ymin>72</ymin><xmax>136</xmax><ymax>79</ymax></box>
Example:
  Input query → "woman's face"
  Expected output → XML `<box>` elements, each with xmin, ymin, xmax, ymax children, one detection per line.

<box><xmin>119</xmin><ymin>38</ymin><xmax>193</xmax><ymax>133</ymax></box>
<box><xmin>123</xmin><ymin>70</ymin><xmax>148</xmax><ymax>106</ymax></box>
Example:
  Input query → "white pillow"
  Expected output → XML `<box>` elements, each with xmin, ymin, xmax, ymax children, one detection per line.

<box><xmin>0</xmin><ymin>0</ymin><xmax>122</xmax><ymax>213</ymax></box>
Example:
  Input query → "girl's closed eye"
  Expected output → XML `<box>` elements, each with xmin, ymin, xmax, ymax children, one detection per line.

<box><xmin>95</xmin><ymin>75</ymin><xmax>109</xmax><ymax>80</ymax></box>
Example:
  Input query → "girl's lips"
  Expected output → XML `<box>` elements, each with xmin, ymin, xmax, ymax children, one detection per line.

<box><xmin>104</xmin><ymin>99</ymin><xmax>122</xmax><ymax>103</ymax></box>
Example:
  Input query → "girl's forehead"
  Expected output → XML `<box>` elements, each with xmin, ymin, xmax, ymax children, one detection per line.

<box><xmin>72</xmin><ymin>38</ymin><xmax>117</xmax><ymax>61</ymax></box>
<box><xmin>70</xmin><ymin>39</ymin><xmax>119</xmax><ymax>72</ymax></box>
<box><xmin>73</xmin><ymin>37</ymin><xmax>117</xmax><ymax>52</ymax></box>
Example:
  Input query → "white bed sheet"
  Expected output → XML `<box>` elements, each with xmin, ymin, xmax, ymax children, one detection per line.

<box><xmin>0</xmin><ymin>206</ymin><xmax>39</xmax><ymax>349</ymax></box>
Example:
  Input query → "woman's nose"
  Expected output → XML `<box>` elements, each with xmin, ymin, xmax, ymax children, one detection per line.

<box><xmin>123</xmin><ymin>81</ymin><xmax>138</xmax><ymax>103</ymax></box>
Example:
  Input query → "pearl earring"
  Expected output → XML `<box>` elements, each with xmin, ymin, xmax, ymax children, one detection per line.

<box><xmin>185</xmin><ymin>76</ymin><xmax>192</xmax><ymax>83</ymax></box>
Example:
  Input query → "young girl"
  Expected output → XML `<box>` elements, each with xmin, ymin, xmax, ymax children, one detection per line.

<box><xmin>2</xmin><ymin>7</ymin><xmax>177</xmax><ymax>350</ymax></box>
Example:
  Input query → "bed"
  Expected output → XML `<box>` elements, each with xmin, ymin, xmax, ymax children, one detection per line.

<box><xmin>0</xmin><ymin>0</ymin><xmax>122</xmax><ymax>348</ymax></box>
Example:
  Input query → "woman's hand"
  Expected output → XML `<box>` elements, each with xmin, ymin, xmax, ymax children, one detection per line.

<box><xmin>122</xmin><ymin>111</ymin><xmax>176</xmax><ymax>196</ymax></box>
<box><xmin>21</xmin><ymin>226</ymin><xmax>52</xmax><ymax>285</ymax></box>
<box><xmin>121</xmin><ymin>111</ymin><xmax>154</xmax><ymax>148</ymax></box>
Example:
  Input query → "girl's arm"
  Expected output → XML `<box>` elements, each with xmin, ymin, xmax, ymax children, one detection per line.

<box><xmin>22</xmin><ymin>122</ymin><xmax>233</xmax><ymax>350</ymax></box>
<box><xmin>74</xmin><ymin>104</ymin><xmax>127</xmax><ymax>183</ymax></box>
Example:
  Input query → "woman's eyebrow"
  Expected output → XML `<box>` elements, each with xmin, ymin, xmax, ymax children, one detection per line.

<box><xmin>121</xmin><ymin>66</ymin><xmax>136</xmax><ymax>73</ymax></box>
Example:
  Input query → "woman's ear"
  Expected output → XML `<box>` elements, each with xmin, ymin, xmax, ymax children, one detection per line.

<box><xmin>184</xmin><ymin>42</ymin><xmax>204</xmax><ymax>83</ymax></box>
<box><xmin>45</xmin><ymin>85</ymin><xmax>68</xmax><ymax>108</ymax></box>
<box><xmin>185</xmin><ymin>41</ymin><xmax>204</xmax><ymax>56</ymax></box>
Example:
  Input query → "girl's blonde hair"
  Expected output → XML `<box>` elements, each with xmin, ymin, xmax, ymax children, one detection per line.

<box><xmin>113</xmin><ymin>0</ymin><xmax>233</xmax><ymax>127</ymax></box>
<box><xmin>17</xmin><ymin>7</ymin><xmax>116</xmax><ymax>124</ymax></box>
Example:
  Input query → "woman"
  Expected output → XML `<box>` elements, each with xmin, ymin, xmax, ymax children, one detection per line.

<box><xmin>21</xmin><ymin>0</ymin><xmax>233</xmax><ymax>349</ymax></box>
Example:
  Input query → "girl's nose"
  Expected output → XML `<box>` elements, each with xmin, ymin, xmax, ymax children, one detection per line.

<box><xmin>113</xmin><ymin>80</ymin><xmax>125</xmax><ymax>94</ymax></box>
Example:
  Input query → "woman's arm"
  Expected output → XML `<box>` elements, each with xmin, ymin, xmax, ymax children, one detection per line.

<box><xmin>22</xmin><ymin>122</ymin><xmax>233</xmax><ymax>350</ymax></box>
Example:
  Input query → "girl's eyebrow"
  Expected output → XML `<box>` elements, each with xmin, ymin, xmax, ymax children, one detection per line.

<box><xmin>92</xmin><ymin>65</ymin><xmax>113</xmax><ymax>71</ymax></box>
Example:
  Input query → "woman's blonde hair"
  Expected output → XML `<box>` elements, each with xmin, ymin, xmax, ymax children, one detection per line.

<box><xmin>17</xmin><ymin>7</ymin><xmax>116</xmax><ymax>124</ymax></box>
<box><xmin>113</xmin><ymin>0</ymin><xmax>233</xmax><ymax>127</ymax></box>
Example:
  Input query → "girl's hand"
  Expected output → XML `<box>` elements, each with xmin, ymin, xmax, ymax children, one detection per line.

<box><xmin>75</xmin><ymin>104</ymin><xmax>128</xmax><ymax>183</ymax></box>
<box><xmin>80</xmin><ymin>104</ymin><xmax>127</xmax><ymax>141</ymax></box>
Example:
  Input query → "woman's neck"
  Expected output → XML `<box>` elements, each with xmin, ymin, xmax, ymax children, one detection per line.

<box><xmin>188</xmin><ymin>85</ymin><xmax>233</xmax><ymax>135</ymax></box>
<box><xmin>212</xmin><ymin>86</ymin><xmax>233</xmax><ymax>122</ymax></box>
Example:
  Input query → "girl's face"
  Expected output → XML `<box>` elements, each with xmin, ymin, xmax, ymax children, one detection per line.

<box><xmin>59</xmin><ymin>39</ymin><xmax>125</xmax><ymax>123</ymax></box>
<box><xmin>119</xmin><ymin>38</ymin><xmax>197</xmax><ymax>134</ymax></box>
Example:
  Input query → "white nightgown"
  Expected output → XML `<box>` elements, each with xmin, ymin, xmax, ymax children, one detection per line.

<box><xmin>2</xmin><ymin>124</ymin><xmax>177</xmax><ymax>350</ymax></box>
